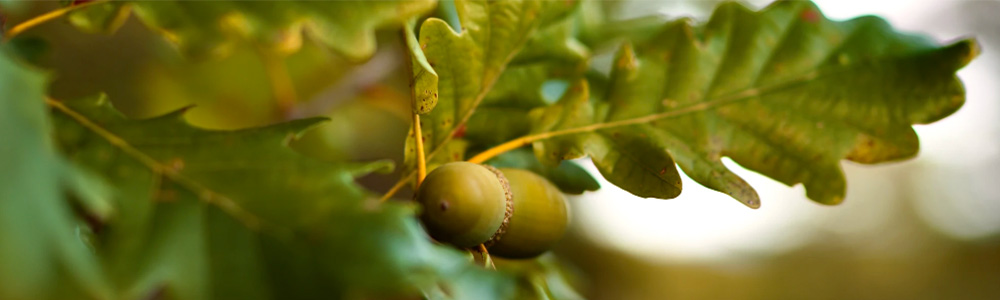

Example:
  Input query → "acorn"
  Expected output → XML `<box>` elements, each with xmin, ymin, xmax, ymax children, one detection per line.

<box><xmin>416</xmin><ymin>162</ymin><xmax>569</xmax><ymax>259</ymax></box>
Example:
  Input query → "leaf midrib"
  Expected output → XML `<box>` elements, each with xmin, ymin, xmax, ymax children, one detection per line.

<box><xmin>47</xmin><ymin>99</ymin><xmax>263</xmax><ymax>230</ymax></box>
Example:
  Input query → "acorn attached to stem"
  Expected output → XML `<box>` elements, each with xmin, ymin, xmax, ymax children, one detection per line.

<box><xmin>416</xmin><ymin>162</ymin><xmax>569</xmax><ymax>259</ymax></box>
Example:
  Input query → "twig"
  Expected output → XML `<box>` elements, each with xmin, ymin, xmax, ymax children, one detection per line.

<box><xmin>3</xmin><ymin>0</ymin><xmax>109</xmax><ymax>41</ymax></box>
<box><xmin>401</xmin><ymin>25</ymin><xmax>428</xmax><ymax>188</ymax></box>
<box><xmin>478</xmin><ymin>244</ymin><xmax>495</xmax><ymax>269</ymax></box>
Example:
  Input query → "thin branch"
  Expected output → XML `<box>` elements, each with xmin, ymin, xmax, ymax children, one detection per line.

<box><xmin>466</xmin><ymin>70</ymin><xmax>819</xmax><ymax>164</ymax></box>
<box><xmin>3</xmin><ymin>0</ymin><xmax>109</xmax><ymax>41</ymax></box>
<box><xmin>46</xmin><ymin>98</ymin><xmax>263</xmax><ymax>230</ymax></box>
<box><xmin>477</xmin><ymin>244</ymin><xmax>495</xmax><ymax>270</ymax></box>
<box><xmin>413</xmin><ymin>114</ymin><xmax>427</xmax><ymax>187</ymax></box>
<box><xmin>379</xmin><ymin>175</ymin><xmax>411</xmax><ymax>202</ymax></box>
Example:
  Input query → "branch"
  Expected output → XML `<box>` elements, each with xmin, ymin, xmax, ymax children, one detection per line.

<box><xmin>3</xmin><ymin>0</ymin><xmax>109</xmax><ymax>40</ymax></box>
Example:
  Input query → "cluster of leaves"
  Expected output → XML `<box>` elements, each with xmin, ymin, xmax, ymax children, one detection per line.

<box><xmin>0</xmin><ymin>0</ymin><xmax>977</xmax><ymax>299</ymax></box>
<box><xmin>404</xmin><ymin>0</ymin><xmax>976</xmax><ymax>208</ymax></box>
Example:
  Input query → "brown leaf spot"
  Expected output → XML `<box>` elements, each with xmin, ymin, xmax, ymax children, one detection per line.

<box><xmin>659</xmin><ymin>168</ymin><xmax>667</xmax><ymax>175</ymax></box>
<box><xmin>453</xmin><ymin>124</ymin><xmax>466</xmax><ymax>138</ymax></box>
<box><xmin>800</xmin><ymin>9</ymin><xmax>820</xmax><ymax>23</ymax></box>
<box><xmin>143</xmin><ymin>285</ymin><xmax>165</xmax><ymax>300</ymax></box>
<box><xmin>845</xmin><ymin>134</ymin><xmax>880</xmax><ymax>163</ymax></box>
<box><xmin>157</xmin><ymin>189</ymin><xmax>177</xmax><ymax>202</ymax></box>
<box><xmin>662</xmin><ymin>98</ymin><xmax>678</xmax><ymax>108</ymax></box>
<box><xmin>169</xmin><ymin>158</ymin><xmax>185</xmax><ymax>172</ymax></box>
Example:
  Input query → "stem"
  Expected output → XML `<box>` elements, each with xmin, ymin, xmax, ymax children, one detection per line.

<box><xmin>467</xmin><ymin>69</ymin><xmax>820</xmax><ymax>164</ymax></box>
<box><xmin>3</xmin><ymin>0</ymin><xmax>108</xmax><ymax>41</ymax></box>
<box><xmin>467</xmin><ymin>102</ymin><xmax>715</xmax><ymax>164</ymax></box>
<box><xmin>413</xmin><ymin>114</ymin><xmax>427</xmax><ymax>187</ymax></box>
<box><xmin>400</xmin><ymin>25</ymin><xmax>428</xmax><ymax>188</ymax></box>
<box><xmin>378</xmin><ymin>174</ymin><xmax>412</xmax><ymax>202</ymax></box>
<box><xmin>47</xmin><ymin>98</ymin><xmax>263</xmax><ymax>230</ymax></box>
<box><xmin>477</xmin><ymin>244</ymin><xmax>495</xmax><ymax>269</ymax></box>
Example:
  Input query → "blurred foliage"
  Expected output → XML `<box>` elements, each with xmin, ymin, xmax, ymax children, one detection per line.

<box><xmin>0</xmin><ymin>0</ymin><xmax>991</xmax><ymax>299</ymax></box>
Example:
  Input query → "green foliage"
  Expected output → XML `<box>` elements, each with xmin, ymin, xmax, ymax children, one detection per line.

<box><xmin>0</xmin><ymin>0</ymin><xmax>980</xmax><ymax>299</ymax></box>
<box><xmin>72</xmin><ymin>0</ymin><xmax>436</xmax><ymax>59</ymax></box>
<box><xmin>405</xmin><ymin>0</ymin><xmax>582</xmax><ymax>170</ymax></box>
<box><xmin>408</xmin><ymin>0</ymin><xmax>977</xmax><ymax>208</ymax></box>
<box><xmin>45</xmin><ymin>94</ymin><xmax>518</xmax><ymax>299</ymax></box>
<box><xmin>579</xmin><ymin>1</ymin><xmax>975</xmax><ymax>207</ymax></box>
<box><xmin>0</xmin><ymin>49</ymin><xmax>110</xmax><ymax>300</ymax></box>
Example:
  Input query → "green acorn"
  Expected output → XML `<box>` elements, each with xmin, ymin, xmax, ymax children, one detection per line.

<box><xmin>416</xmin><ymin>162</ymin><xmax>569</xmax><ymax>259</ymax></box>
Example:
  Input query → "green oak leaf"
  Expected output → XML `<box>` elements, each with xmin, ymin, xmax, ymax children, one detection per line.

<box><xmin>69</xmin><ymin>0</ymin><xmax>436</xmax><ymax>59</ymax></box>
<box><xmin>0</xmin><ymin>51</ymin><xmax>110</xmax><ymax>300</ymax></box>
<box><xmin>404</xmin><ymin>0</ymin><xmax>581</xmax><ymax>172</ymax></box>
<box><xmin>527</xmin><ymin>1</ymin><xmax>978</xmax><ymax>207</ymax></box>
<box><xmin>49</xmin><ymin>95</ymin><xmax>516</xmax><ymax>299</ymax></box>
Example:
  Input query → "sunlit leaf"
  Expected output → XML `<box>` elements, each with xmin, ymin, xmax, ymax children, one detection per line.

<box><xmin>527</xmin><ymin>1</ymin><xmax>978</xmax><ymax>207</ymax></box>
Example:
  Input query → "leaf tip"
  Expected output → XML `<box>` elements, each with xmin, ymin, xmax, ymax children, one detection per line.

<box><xmin>741</xmin><ymin>194</ymin><xmax>761</xmax><ymax>209</ymax></box>
<box><xmin>954</xmin><ymin>38</ymin><xmax>981</xmax><ymax>68</ymax></box>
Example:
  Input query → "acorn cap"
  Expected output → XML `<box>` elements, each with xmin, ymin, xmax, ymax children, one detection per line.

<box><xmin>488</xmin><ymin>168</ymin><xmax>569</xmax><ymax>259</ymax></box>
<box><xmin>416</xmin><ymin>162</ymin><xmax>510</xmax><ymax>248</ymax></box>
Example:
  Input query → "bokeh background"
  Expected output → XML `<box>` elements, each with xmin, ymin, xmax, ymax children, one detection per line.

<box><xmin>3</xmin><ymin>1</ymin><xmax>998</xmax><ymax>299</ymax></box>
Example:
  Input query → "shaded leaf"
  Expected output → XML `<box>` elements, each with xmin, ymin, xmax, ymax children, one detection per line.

<box><xmin>529</xmin><ymin>1</ymin><xmax>977</xmax><ymax>207</ymax></box>
<box><xmin>49</xmin><ymin>95</ymin><xmax>513</xmax><ymax>299</ymax></box>
<box><xmin>74</xmin><ymin>0</ymin><xmax>437</xmax><ymax>59</ymax></box>
<box><xmin>0</xmin><ymin>50</ymin><xmax>110</xmax><ymax>300</ymax></box>
<box><xmin>494</xmin><ymin>255</ymin><xmax>585</xmax><ymax>300</ymax></box>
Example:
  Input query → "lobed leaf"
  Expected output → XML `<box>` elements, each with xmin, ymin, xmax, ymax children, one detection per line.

<box><xmin>46</xmin><ymin>94</ymin><xmax>516</xmax><ymax>299</ymax></box>
<box><xmin>67</xmin><ymin>0</ymin><xmax>437</xmax><ymax>59</ymax></box>
<box><xmin>528</xmin><ymin>1</ymin><xmax>978</xmax><ymax>207</ymax></box>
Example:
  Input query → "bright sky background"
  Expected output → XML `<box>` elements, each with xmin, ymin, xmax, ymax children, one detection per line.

<box><xmin>574</xmin><ymin>0</ymin><xmax>1000</xmax><ymax>263</ymax></box>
